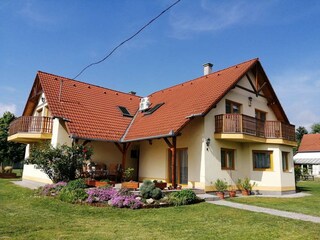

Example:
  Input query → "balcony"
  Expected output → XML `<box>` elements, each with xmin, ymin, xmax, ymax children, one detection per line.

<box><xmin>214</xmin><ymin>114</ymin><xmax>296</xmax><ymax>146</ymax></box>
<box><xmin>8</xmin><ymin>116</ymin><xmax>53</xmax><ymax>143</ymax></box>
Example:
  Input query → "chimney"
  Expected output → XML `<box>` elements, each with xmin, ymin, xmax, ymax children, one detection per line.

<box><xmin>203</xmin><ymin>63</ymin><xmax>213</xmax><ymax>75</ymax></box>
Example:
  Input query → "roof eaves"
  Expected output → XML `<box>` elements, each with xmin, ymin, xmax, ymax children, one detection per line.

<box><xmin>122</xmin><ymin>131</ymin><xmax>175</xmax><ymax>143</ymax></box>
<box><xmin>70</xmin><ymin>134</ymin><xmax>120</xmax><ymax>143</ymax></box>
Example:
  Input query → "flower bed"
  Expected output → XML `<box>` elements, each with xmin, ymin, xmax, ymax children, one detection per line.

<box><xmin>36</xmin><ymin>179</ymin><xmax>202</xmax><ymax>209</ymax></box>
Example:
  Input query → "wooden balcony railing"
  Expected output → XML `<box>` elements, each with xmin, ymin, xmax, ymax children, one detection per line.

<box><xmin>215</xmin><ymin>114</ymin><xmax>295</xmax><ymax>142</ymax></box>
<box><xmin>8</xmin><ymin>116</ymin><xmax>53</xmax><ymax>136</ymax></box>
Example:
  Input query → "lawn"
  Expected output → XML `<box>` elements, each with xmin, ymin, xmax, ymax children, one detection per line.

<box><xmin>230</xmin><ymin>179</ymin><xmax>320</xmax><ymax>217</ymax></box>
<box><xmin>0</xmin><ymin>179</ymin><xmax>319</xmax><ymax>239</ymax></box>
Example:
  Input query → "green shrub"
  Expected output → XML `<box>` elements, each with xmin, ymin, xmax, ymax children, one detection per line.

<box><xmin>140</xmin><ymin>180</ymin><xmax>162</xmax><ymax>200</ymax></box>
<box><xmin>168</xmin><ymin>189</ymin><xmax>198</xmax><ymax>206</ymax></box>
<box><xmin>58</xmin><ymin>188</ymin><xmax>88</xmax><ymax>203</ymax></box>
<box><xmin>66</xmin><ymin>178</ymin><xmax>87</xmax><ymax>190</ymax></box>
<box><xmin>27</xmin><ymin>143</ymin><xmax>93</xmax><ymax>183</ymax></box>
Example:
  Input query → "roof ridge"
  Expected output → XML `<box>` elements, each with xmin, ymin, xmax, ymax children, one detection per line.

<box><xmin>37</xmin><ymin>71</ymin><xmax>142</xmax><ymax>99</ymax></box>
<box><xmin>147</xmin><ymin>58</ymin><xmax>259</xmax><ymax>97</ymax></box>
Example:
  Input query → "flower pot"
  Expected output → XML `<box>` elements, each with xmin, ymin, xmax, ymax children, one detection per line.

<box><xmin>216</xmin><ymin>191</ymin><xmax>225</xmax><ymax>199</ymax></box>
<box><xmin>85</xmin><ymin>179</ymin><xmax>96</xmax><ymax>187</ymax></box>
<box><xmin>155</xmin><ymin>182</ymin><xmax>167</xmax><ymax>190</ymax></box>
<box><xmin>122</xmin><ymin>181</ymin><xmax>139</xmax><ymax>189</ymax></box>
<box><xmin>241</xmin><ymin>190</ymin><xmax>250</xmax><ymax>196</ymax></box>
<box><xmin>229</xmin><ymin>190</ymin><xmax>237</xmax><ymax>197</ymax></box>
<box><xmin>95</xmin><ymin>181</ymin><xmax>108</xmax><ymax>187</ymax></box>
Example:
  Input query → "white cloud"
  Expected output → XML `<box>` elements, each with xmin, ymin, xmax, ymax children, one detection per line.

<box><xmin>168</xmin><ymin>0</ymin><xmax>275</xmax><ymax>39</ymax></box>
<box><xmin>272</xmin><ymin>69</ymin><xmax>320</xmax><ymax>130</ymax></box>
<box><xmin>0</xmin><ymin>103</ymin><xmax>17</xmax><ymax>116</ymax></box>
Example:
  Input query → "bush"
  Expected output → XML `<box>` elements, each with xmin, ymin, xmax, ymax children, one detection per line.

<box><xmin>140</xmin><ymin>180</ymin><xmax>162</xmax><ymax>200</ymax></box>
<box><xmin>86</xmin><ymin>187</ymin><xmax>117</xmax><ymax>203</ymax></box>
<box><xmin>66</xmin><ymin>178</ymin><xmax>87</xmax><ymax>190</ymax></box>
<box><xmin>37</xmin><ymin>182</ymin><xmax>67</xmax><ymax>196</ymax></box>
<box><xmin>27</xmin><ymin>143</ymin><xmax>93</xmax><ymax>183</ymax></box>
<box><xmin>58</xmin><ymin>188</ymin><xmax>88</xmax><ymax>203</ymax></box>
<box><xmin>168</xmin><ymin>189</ymin><xmax>198</xmax><ymax>206</ymax></box>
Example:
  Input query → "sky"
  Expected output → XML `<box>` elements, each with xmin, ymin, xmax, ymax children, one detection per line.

<box><xmin>1</xmin><ymin>0</ymin><xmax>320</xmax><ymax>130</ymax></box>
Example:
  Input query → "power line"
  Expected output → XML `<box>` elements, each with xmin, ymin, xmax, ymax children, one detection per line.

<box><xmin>73</xmin><ymin>0</ymin><xmax>182</xmax><ymax>79</ymax></box>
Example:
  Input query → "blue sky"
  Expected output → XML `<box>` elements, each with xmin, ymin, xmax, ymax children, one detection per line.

<box><xmin>1</xmin><ymin>0</ymin><xmax>320</xmax><ymax>130</ymax></box>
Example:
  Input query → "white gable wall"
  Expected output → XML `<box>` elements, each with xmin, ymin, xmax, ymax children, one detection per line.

<box><xmin>202</xmin><ymin>73</ymin><xmax>295</xmax><ymax>193</ymax></box>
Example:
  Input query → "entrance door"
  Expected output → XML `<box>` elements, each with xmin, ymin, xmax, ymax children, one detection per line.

<box><xmin>168</xmin><ymin>148</ymin><xmax>188</xmax><ymax>184</ymax></box>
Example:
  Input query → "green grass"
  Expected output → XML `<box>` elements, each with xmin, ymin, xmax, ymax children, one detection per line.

<box><xmin>230</xmin><ymin>179</ymin><xmax>320</xmax><ymax>217</ymax></box>
<box><xmin>0</xmin><ymin>179</ymin><xmax>319</xmax><ymax>240</ymax></box>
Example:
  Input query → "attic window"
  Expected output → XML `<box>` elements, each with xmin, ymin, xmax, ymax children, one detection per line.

<box><xmin>144</xmin><ymin>103</ymin><xmax>164</xmax><ymax>115</ymax></box>
<box><xmin>118</xmin><ymin>106</ymin><xmax>133</xmax><ymax>118</ymax></box>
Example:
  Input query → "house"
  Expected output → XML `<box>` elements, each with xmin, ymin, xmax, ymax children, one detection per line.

<box><xmin>294</xmin><ymin>134</ymin><xmax>320</xmax><ymax>177</ymax></box>
<box><xmin>8</xmin><ymin>58</ymin><xmax>297</xmax><ymax>194</ymax></box>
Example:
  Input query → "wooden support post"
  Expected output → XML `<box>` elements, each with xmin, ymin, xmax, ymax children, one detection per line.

<box><xmin>172</xmin><ymin>136</ymin><xmax>177</xmax><ymax>188</ymax></box>
<box><xmin>114</xmin><ymin>142</ymin><xmax>131</xmax><ymax>170</ymax></box>
<box><xmin>164</xmin><ymin>136</ymin><xmax>177</xmax><ymax>188</ymax></box>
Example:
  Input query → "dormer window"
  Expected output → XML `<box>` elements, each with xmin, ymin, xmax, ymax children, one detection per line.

<box><xmin>144</xmin><ymin>103</ymin><xmax>164</xmax><ymax>115</ymax></box>
<box><xmin>118</xmin><ymin>106</ymin><xmax>133</xmax><ymax>118</ymax></box>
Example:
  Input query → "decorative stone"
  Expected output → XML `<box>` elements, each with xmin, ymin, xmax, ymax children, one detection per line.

<box><xmin>146</xmin><ymin>198</ymin><xmax>154</xmax><ymax>204</ymax></box>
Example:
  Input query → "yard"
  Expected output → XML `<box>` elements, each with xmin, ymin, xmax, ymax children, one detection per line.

<box><xmin>230</xmin><ymin>179</ymin><xmax>320</xmax><ymax>217</ymax></box>
<box><xmin>0</xmin><ymin>178</ymin><xmax>319</xmax><ymax>239</ymax></box>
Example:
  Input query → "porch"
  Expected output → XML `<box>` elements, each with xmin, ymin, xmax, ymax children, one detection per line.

<box><xmin>214</xmin><ymin>114</ymin><xmax>296</xmax><ymax>146</ymax></box>
<box><xmin>8</xmin><ymin>116</ymin><xmax>53</xmax><ymax>143</ymax></box>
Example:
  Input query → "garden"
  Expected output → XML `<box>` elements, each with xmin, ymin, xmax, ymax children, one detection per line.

<box><xmin>36</xmin><ymin>178</ymin><xmax>202</xmax><ymax>209</ymax></box>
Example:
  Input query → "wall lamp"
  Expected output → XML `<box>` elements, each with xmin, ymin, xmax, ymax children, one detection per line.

<box><xmin>206</xmin><ymin>138</ymin><xmax>211</xmax><ymax>151</ymax></box>
<box><xmin>248</xmin><ymin>97</ymin><xmax>253</xmax><ymax>107</ymax></box>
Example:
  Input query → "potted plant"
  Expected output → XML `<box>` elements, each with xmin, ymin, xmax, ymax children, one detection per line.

<box><xmin>214</xmin><ymin>179</ymin><xmax>228</xmax><ymax>199</ymax></box>
<box><xmin>237</xmin><ymin>177</ymin><xmax>256</xmax><ymax>196</ymax></box>
<box><xmin>121</xmin><ymin>168</ymin><xmax>139</xmax><ymax>189</ymax></box>
<box><xmin>228</xmin><ymin>185</ymin><xmax>237</xmax><ymax>197</ymax></box>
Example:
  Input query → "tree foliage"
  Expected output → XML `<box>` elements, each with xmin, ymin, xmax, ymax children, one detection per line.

<box><xmin>295</xmin><ymin>126</ymin><xmax>308</xmax><ymax>145</ymax></box>
<box><xmin>27</xmin><ymin>143</ymin><xmax>93</xmax><ymax>183</ymax></box>
<box><xmin>311</xmin><ymin>123</ymin><xmax>320</xmax><ymax>134</ymax></box>
<box><xmin>0</xmin><ymin>111</ymin><xmax>25</xmax><ymax>167</ymax></box>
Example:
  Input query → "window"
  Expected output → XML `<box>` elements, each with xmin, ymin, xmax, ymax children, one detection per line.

<box><xmin>253</xmin><ymin>151</ymin><xmax>273</xmax><ymax>171</ymax></box>
<box><xmin>118</xmin><ymin>106</ymin><xmax>133</xmax><ymax>118</ymax></box>
<box><xmin>221</xmin><ymin>149</ymin><xmax>235</xmax><ymax>170</ymax></box>
<box><xmin>144</xmin><ymin>103</ymin><xmax>164</xmax><ymax>115</ymax></box>
<box><xmin>226</xmin><ymin>100</ymin><xmax>241</xmax><ymax>114</ymax></box>
<box><xmin>282</xmin><ymin>152</ymin><xmax>289</xmax><ymax>172</ymax></box>
<box><xmin>255</xmin><ymin>109</ymin><xmax>266</xmax><ymax>121</ymax></box>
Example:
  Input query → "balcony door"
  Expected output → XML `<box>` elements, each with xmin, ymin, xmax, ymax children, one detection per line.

<box><xmin>168</xmin><ymin>148</ymin><xmax>188</xmax><ymax>185</ymax></box>
<box><xmin>255</xmin><ymin>109</ymin><xmax>266</xmax><ymax>137</ymax></box>
<box><xmin>225</xmin><ymin>100</ymin><xmax>242</xmax><ymax>132</ymax></box>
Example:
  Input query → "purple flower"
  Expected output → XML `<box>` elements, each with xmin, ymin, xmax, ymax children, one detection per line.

<box><xmin>86</xmin><ymin>187</ymin><xmax>117</xmax><ymax>203</ymax></box>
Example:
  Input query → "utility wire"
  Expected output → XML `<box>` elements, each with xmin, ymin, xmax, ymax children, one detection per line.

<box><xmin>73</xmin><ymin>0</ymin><xmax>182</xmax><ymax>79</ymax></box>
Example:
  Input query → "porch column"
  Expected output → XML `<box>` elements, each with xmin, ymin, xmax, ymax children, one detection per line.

<box><xmin>164</xmin><ymin>136</ymin><xmax>177</xmax><ymax>188</ymax></box>
<box><xmin>114</xmin><ymin>142</ymin><xmax>131</xmax><ymax>170</ymax></box>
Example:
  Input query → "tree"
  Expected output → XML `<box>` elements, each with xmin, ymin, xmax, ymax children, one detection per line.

<box><xmin>27</xmin><ymin>143</ymin><xmax>93</xmax><ymax>183</ymax></box>
<box><xmin>0</xmin><ymin>112</ymin><xmax>25</xmax><ymax>168</ymax></box>
<box><xmin>311</xmin><ymin>123</ymin><xmax>320</xmax><ymax>134</ymax></box>
<box><xmin>296</xmin><ymin>126</ymin><xmax>308</xmax><ymax>145</ymax></box>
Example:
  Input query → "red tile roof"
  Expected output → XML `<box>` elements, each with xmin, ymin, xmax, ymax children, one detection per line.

<box><xmin>298</xmin><ymin>134</ymin><xmax>320</xmax><ymax>152</ymax></box>
<box><xmin>24</xmin><ymin>58</ymin><xmax>282</xmax><ymax>142</ymax></box>
<box><xmin>37</xmin><ymin>72</ymin><xmax>141</xmax><ymax>141</ymax></box>
<box><xmin>123</xmin><ymin>58</ymin><xmax>258</xmax><ymax>141</ymax></box>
